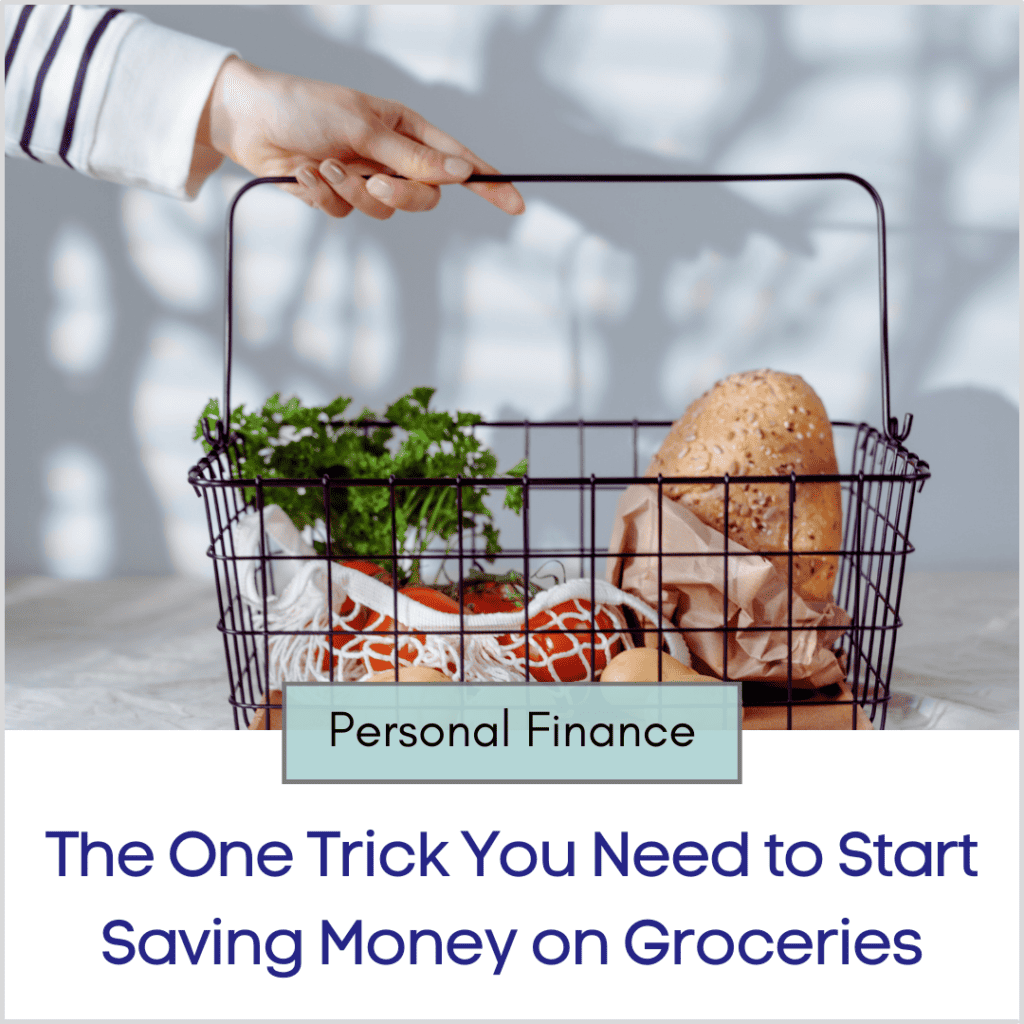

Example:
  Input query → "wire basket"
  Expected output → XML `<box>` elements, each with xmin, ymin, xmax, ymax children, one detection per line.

<box><xmin>189</xmin><ymin>174</ymin><xmax>930</xmax><ymax>731</ymax></box>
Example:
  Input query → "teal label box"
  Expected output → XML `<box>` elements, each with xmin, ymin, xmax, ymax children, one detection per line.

<box><xmin>282</xmin><ymin>682</ymin><xmax>740</xmax><ymax>784</ymax></box>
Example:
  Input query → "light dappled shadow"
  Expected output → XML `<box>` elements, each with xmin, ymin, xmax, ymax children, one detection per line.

<box><xmin>4</xmin><ymin>4</ymin><xmax>1017</xmax><ymax>577</ymax></box>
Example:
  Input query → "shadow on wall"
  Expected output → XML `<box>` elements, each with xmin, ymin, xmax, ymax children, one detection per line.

<box><xmin>3</xmin><ymin>5</ymin><xmax>1018</xmax><ymax>579</ymax></box>
<box><xmin>907</xmin><ymin>388</ymin><xmax>1019</xmax><ymax>571</ymax></box>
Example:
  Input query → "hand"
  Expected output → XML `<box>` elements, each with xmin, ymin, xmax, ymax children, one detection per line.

<box><xmin>195</xmin><ymin>56</ymin><xmax>524</xmax><ymax>220</ymax></box>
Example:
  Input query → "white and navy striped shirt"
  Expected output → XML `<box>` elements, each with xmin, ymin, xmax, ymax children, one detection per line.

<box><xmin>5</xmin><ymin>5</ymin><xmax>235</xmax><ymax>199</ymax></box>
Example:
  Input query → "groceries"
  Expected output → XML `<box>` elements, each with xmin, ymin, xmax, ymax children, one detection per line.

<box><xmin>231</xmin><ymin>504</ymin><xmax>688</xmax><ymax>686</ymax></box>
<box><xmin>495</xmin><ymin>599</ymin><xmax>622</xmax><ymax>684</ymax></box>
<box><xmin>231</xmin><ymin>369</ymin><xmax>850</xmax><ymax>697</ymax></box>
<box><xmin>194</xmin><ymin>387</ymin><xmax>525</xmax><ymax>588</ymax></box>
<box><xmin>610</xmin><ymin>369</ymin><xmax>850</xmax><ymax>687</ymax></box>
<box><xmin>367</xmin><ymin>667</ymin><xmax>452</xmax><ymax>682</ymax></box>
<box><xmin>600</xmin><ymin>647</ymin><xmax>707</xmax><ymax>683</ymax></box>
<box><xmin>645</xmin><ymin>369</ymin><xmax>842</xmax><ymax>602</ymax></box>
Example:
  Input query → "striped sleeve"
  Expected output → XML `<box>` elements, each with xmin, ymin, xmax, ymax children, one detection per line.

<box><xmin>5</xmin><ymin>5</ymin><xmax>237</xmax><ymax>200</ymax></box>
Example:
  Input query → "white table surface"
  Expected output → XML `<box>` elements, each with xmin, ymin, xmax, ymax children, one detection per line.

<box><xmin>5</xmin><ymin>572</ymin><xmax>1018</xmax><ymax>730</ymax></box>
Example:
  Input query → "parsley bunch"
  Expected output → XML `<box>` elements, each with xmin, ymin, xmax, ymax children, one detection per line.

<box><xmin>195</xmin><ymin>387</ymin><xmax>526</xmax><ymax>586</ymax></box>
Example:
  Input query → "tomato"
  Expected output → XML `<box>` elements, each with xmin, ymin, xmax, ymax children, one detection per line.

<box><xmin>365</xmin><ymin>586</ymin><xmax>460</xmax><ymax>673</ymax></box>
<box><xmin>314</xmin><ymin>560</ymin><xmax>395</xmax><ymax>674</ymax></box>
<box><xmin>316</xmin><ymin>619</ymin><xmax>370</xmax><ymax>674</ymax></box>
<box><xmin>399</xmin><ymin>586</ymin><xmax>461</xmax><ymax>614</ymax></box>
<box><xmin>497</xmin><ymin>599</ymin><xmax>621</xmax><ymax>683</ymax></box>
<box><xmin>325</xmin><ymin>560</ymin><xmax>393</xmax><ymax>644</ymax></box>
<box><xmin>458</xmin><ymin>580</ymin><xmax>524</xmax><ymax>615</ymax></box>
<box><xmin>313</xmin><ymin>575</ymin><xmax>621</xmax><ymax>684</ymax></box>
<box><xmin>340</xmin><ymin>559</ymin><xmax>393</xmax><ymax>587</ymax></box>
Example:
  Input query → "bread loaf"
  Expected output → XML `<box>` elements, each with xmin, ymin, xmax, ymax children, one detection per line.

<box><xmin>646</xmin><ymin>369</ymin><xmax>842</xmax><ymax>602</ymax></box>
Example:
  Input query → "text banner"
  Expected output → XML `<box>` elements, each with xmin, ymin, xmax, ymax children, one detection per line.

<box><xmin>282</xmin><ymin>681</ymin><xmax>740</xmax><ymax>783</ymax></box>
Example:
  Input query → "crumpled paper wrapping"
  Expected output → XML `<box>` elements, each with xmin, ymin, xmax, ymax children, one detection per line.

<box><xmin>607</xmin><ymin>485</ymin><xmax>850</xmax><ymax>688</ymax></box>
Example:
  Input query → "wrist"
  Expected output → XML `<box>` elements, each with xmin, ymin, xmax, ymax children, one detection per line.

<box><xmin>203</xmin><ymin>55</ymin><xmax>259</xmax><ymax>164</ymax></box>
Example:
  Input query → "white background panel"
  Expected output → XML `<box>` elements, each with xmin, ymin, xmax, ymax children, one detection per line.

<box><xmin>4</xmin><ymin>731</ymin><xmax>1018</xmax><ymax>1020</ymax></box>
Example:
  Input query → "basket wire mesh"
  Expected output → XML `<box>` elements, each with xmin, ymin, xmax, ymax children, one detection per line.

<box><xmin>189</xmin><ymin>174</ymin><xmax>930</xmax><ymax>730</ymax></box>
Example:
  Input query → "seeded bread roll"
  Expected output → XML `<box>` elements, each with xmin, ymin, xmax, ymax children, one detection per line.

<box><xmin>646</xmin><ymin>369</ymin><xmax>842</xmax><ymax>602</ymax></box>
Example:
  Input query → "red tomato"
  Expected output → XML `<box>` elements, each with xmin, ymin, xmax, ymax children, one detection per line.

<box><xmin>316</xmin><ymin>576</ymin><xmax>620</xmax><ymax>683</ymax></box>
<box><xmin>497</xmin><ymin>599</ymin><xmax>621</xmax><ymax>682</ymax></box>
<box><xmin>365</xmin><ymin>586</ymin><xmax>460</xmax><ymax>673</ymax></box>
<box><xmin>459</xmin><ymin>580</ymin><xmax>524</xmax><ymax>615</ymax></box>
<box><xmin>317</xmin><ymin>617</ymin><xmax>371</xmax><ymax>674</ymax></box>
<box><xmin>316</xmin><ymin>560</ymin><xmax>394</xmax><ymax>673</ymax></box>
<box><xmin>400</xmin><ymin>586</ymin><xmax>461</xmax><ymax>614</ymax></box>
<box><xmin>332</xmin><ymin>559</ymin><xmax>392</xmax><ymax>629</ymax></box>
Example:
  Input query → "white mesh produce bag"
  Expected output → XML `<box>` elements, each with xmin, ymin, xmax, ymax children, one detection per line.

<box><xmin>234</xmin><ymin>505</ymin><xmax>690</xmax><ymax>683</ymax></box>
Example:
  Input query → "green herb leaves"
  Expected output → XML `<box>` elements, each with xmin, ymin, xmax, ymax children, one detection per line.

<box><xmin>194</xmin><ymin>388</ymin><xmax>525</xmax><ymax>586</ymax></box>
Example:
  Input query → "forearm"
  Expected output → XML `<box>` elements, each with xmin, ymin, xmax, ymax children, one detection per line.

<box><xmin>6</xmin><ymin>5</ymin><xmax>236</xmax><ymax>199</ymax></box>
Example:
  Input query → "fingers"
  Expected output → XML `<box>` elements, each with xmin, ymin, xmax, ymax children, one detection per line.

<box><xmin>289</xmin><ymin>159</ymin><xmax>521</xmax><ymax>220</ymax></box>
<box><xmin>357</xmin><ymin>105</ymin><xmax>525</xmax><ymax>215</ymax></box>
<box><xmin>286</xmin><ymin>95</ymin><xmax>526</xmax><ymax>219</ymax></box>
<box><xmin>432</xmin><ymin>143</ymin><xmax>525</xmax><ymax>215</ymax></box>
<box><xmin>391</xmin><ymin>107</ymin><xmax>526</xmax><ymax>216</ymax></box>
<box><xmin>316</xmin><ymin>161</ymin><xmax>392</xmax><ymax>219</ymax></box>
<box><xmin>462</xmin><ymin>177</ymin><xmax>526</xmax><ymax>216</ymax></box>
<box><xmin>293</xmin><ymin>166</ymin><xmax>353</xmax><ymax>218</ymax></box>
<box><xmin>365</xmin><ymin>173</ymin><xmax>441</xmax><ymax>213</ymax></box>
<box><xmin>355</xmin><ymin>116</ymin><xmax>469</xmax><ymax>186</ymax></box>
<box><xmin>320</xmin><ymin>160</ymin><xmax>441</xmax><ymax>216</ymax></box>
<box><xmin>290</xmin><ymin>161</ymin><xmax>443</xmax><ymax>220</ymax></box>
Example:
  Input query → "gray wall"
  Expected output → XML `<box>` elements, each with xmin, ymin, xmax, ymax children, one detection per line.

<box><xmin>5</xmin><ymin>5</ymin><xmax>1018</xmax><ymax>576</ymax></box>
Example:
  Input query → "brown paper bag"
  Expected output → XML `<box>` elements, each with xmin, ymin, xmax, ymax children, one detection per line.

<box><xmin>607</xmin><ymin>485</ymin><xmax>850</xmax><ymax>688</ymax></box>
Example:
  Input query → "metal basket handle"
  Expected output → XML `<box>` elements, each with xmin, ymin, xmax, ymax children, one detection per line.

<box><xmin>217</xmin><ymin>172</ymin><xmax>909</xmax><ymax>447</ymax></box>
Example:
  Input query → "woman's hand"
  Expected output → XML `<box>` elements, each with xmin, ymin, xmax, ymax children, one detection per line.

<box><xmin>196</xmin><ymin>56</ymin><xmax>524</xmax><ymax>219</ymax></box>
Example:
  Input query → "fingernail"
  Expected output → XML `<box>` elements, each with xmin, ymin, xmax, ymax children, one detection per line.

<box><xmin>296</xmin><ymin>167</ymin><xmax>317</xmax><ymax>187</ymax></box>
<box><xmin>322</xmin><ymin>161</ymin><xmax>345</xmax><ymax>184</ymax></box>
<box><xmin>444</xmin><ymin>156</ymin><xmax>472</xmax><ymax>178</ymax></box>
<box><xmin>366</xmin><ymin>177</ymin><xmax>392</xmax><ymax>201</ymax></box>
